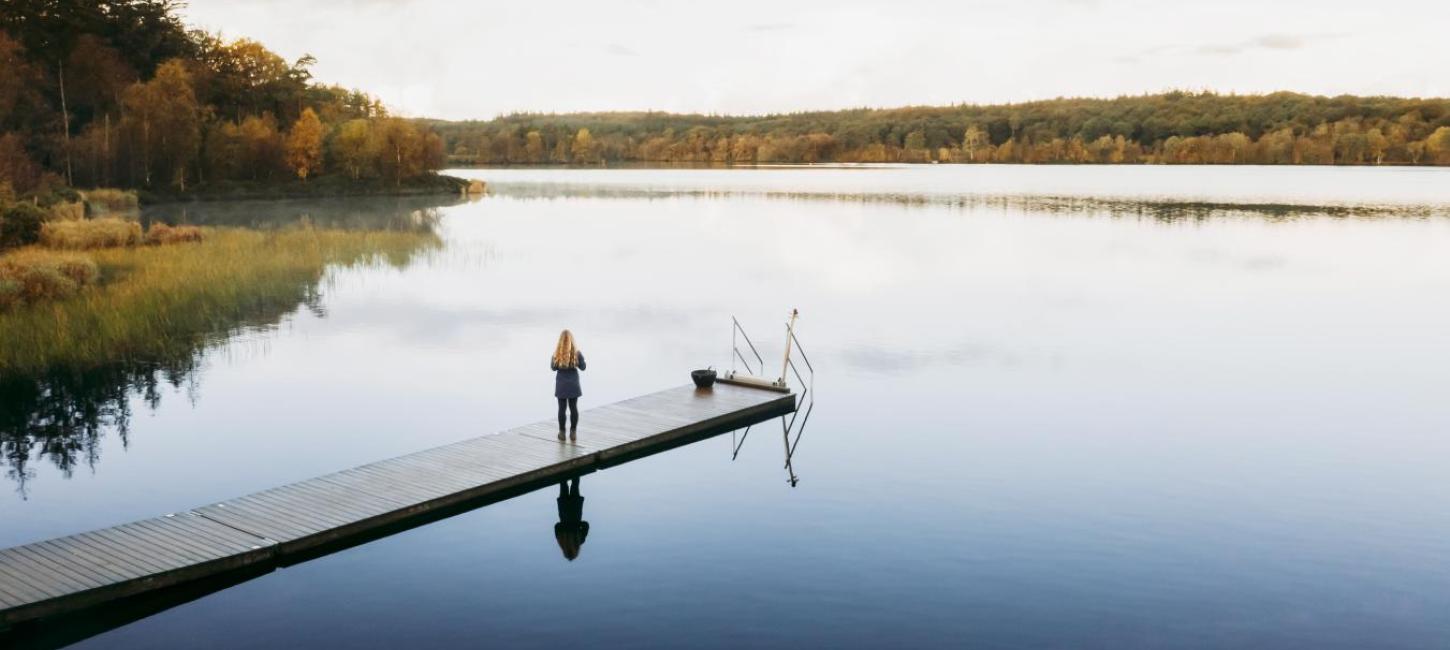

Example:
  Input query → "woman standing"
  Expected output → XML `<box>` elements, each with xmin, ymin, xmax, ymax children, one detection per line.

<box><xmin>551</xmin><ymin>329</ymin><xmax>586</xmax><ymax>440</ymax></box>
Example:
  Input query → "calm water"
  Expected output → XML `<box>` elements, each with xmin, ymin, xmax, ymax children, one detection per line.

<box><xmin>4</xmin><ymin>165</ymin><xmax>1450</xmax><ymax>648</ymax></box>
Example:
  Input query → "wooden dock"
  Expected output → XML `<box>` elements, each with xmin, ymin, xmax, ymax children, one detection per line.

<box><xmin>0</xmin><ymin>382</ymin><xmax>795</xmax><ymax>628</ymax></box>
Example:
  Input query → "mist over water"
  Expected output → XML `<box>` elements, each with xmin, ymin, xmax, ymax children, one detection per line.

<box><xmin>4</xmin><ymin>165</ymin><xmax>1449</xmax><ymax>648</ymax></box>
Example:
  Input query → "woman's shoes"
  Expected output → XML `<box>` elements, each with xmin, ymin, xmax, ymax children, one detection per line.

<box><xmin>557</xmin><ymin>430</ymin><xmax>566</xmax><ymax>441</ymax></box>
<box><xmin>569</xmin><ymin>429</ymin><xmax>577</xmax><ymax>441</ymax></box>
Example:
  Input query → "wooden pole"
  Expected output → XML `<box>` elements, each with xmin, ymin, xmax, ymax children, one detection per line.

<box><xmin>779</xmin><ymin>309</ymin><xmax>798</xmax><ymax>385</ymax></box>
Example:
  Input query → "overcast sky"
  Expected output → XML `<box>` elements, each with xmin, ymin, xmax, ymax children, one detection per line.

<box><xmin>182</xmin><ymin>0</ymin><xmax>1450</xmax><ymax>120</ymax></box>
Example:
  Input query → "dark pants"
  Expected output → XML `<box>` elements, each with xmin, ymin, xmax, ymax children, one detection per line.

<box><xmin>557</xmin><ymin>397</ymin><xmax>578</xmax><ymax>431</ymax></box>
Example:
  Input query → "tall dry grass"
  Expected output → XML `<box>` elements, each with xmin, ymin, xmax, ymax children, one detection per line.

<box><xmin>145</xmin><ymin>222</ymin><xmax>204</xmax><ymax>245</ymax></box>
<box><xmin>0</xmin><ymin>226</ymin><xmax>439</xmax><ymax>374</ymax></box>
<box><xmin>0</xmin><ymin>249</ymin><xmax>100</xmax><ymax>309</ymax></box>
<box><xmin>47</xmin><ymin>201</ymin><xmax>85</xmax><ymax>221</ymax></box>
<box><xmin>81</xmin><ymin>188</ymin><xmax>139</xmax><ymax>214</ymax></box>
<box><xmin>41</xmin><ymin>218</ymin><xmax>144</xmax><ymax>249</ymax></box>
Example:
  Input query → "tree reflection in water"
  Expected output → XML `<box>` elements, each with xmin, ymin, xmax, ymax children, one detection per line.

<box><xmin>0</xmin><ymin>278</ymin><xmax>325</xmax><ymax>497</ymax></box>
<box><xmin>0</xmin><ymin>360</ymin><xmax>197</xmax><ymax>497</ymax></box>
<box><xmin>0</xmin><ymin>199</ymin><xmax>454</xmax><ymax>497</ymax></box>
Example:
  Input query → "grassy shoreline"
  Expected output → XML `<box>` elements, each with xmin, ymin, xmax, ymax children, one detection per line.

<box><xmin>0</xmin><ymin>227</ymin><xmax>440</xmax><ymax>376</ymax></box>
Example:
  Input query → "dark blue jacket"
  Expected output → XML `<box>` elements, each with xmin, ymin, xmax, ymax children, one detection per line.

<box><xmin>551</xmin><ymin>352</ymin><xmax>586</xmax><ymax>399</ymax></box>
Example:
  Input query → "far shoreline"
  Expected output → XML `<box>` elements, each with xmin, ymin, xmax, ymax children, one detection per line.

<box><xmin>136</xmin><ymin>174</ymin><xmax>470</xmax><ymax>205</ymax></box>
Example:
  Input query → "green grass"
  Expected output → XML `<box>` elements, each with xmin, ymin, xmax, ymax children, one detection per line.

<box><xmin>0</xmin><ymin>226</ymin><xmax>440</xmax><ymax>375</ymax></box>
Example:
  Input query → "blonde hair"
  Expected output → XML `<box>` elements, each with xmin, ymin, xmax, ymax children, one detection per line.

<box><xmin>552</xmin><ymin>329</ymin><xmax>579</xmax><ymax>368</ymax></box>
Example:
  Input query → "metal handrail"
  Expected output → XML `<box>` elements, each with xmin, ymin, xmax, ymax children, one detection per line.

<box><xmin>731</xmin><ymin>425</ymin><xmax>753</xmax><ymax>460</ymax></box>
<box><xmin>727</xmin><ymin>311</ymin><xmax>816</xmax><ymax>485</ymax></box>
<box><xmin>786</xmin><ymin>401</ymin><xmax>813</xmax><ymax>460</ymax></box>
<box><xmin>732</xmin><ymin>316</ymin><xmax>765</xmax><ymax>376</ymax></box>
<box><xmin>788</xmin><ymin>359</ymin><xmax>808</xmax><ymax>393</ymax></box>
<box><xmin>789</xmin><ymin>329</ymin><xmax>813</xmax><ymax>374</ymax></box>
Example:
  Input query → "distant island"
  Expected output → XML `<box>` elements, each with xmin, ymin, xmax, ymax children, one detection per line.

<box><xmin>0</xmin><ymin>1</ymin><xmax>458</xmax><ymax>206</ymax></box>
<box><xmin>430</xmin><ymin>93</ymin><xmax>1450</xmax><ymax>166</ymax></box>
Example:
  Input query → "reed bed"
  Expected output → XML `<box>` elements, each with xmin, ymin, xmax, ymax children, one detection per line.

<box><xmin>41</xmin><ymin>218</ymin><xmax>144</xmax><ymax>249</ymax></box>
<box><xmin>0</xmin><ymin>227</ymin><xmax>440</xmax><ymax>374</ymax></box>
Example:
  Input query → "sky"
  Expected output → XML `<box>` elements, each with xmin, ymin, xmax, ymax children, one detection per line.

<box><xmin>182</xmin><ymin>0</ymin><xmax>1450</xmax><ymax>121</ymax></box>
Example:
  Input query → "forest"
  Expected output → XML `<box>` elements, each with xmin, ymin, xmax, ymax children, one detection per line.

<box><xmin>434</xmin><ymin>93</ymin><xmax>1450</xmax><ymax>166</ymax></box>
<box><xmin>0</xmin><ymin>0</ymin><xmax>447</xmax><ymax>201</ymax></box>
<box><xmin>4</xmin><ymin>1</ymin><xmax>1450</xmax><ymax>203</ymax></box>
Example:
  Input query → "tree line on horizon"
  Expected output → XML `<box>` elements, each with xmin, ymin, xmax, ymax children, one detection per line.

<box><xmin>0</xmin><ymin>0</ymin><xmax>446</xmax><ymax>199</ymax></box>
<box><xmin>432</xmin><ymin>92</ymin><xmax>1450</xmax><ymax>166</ymax></box>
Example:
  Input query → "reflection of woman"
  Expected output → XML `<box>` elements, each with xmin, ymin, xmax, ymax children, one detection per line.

<box><xmin>550</xmin><ymin>329</ymin><xmax>587</xmax><ymax>441</ymax></box>
<box><xmin>554</xmin><ymin>477</ymin><xmax>590</xmax><ymax>561</ymax></box>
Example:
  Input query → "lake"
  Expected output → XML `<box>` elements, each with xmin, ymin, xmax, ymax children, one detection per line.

<box><xmin>4</xmin><ymin>164</ymin><xmax>1450</xmax><ymax>648</ymax></box>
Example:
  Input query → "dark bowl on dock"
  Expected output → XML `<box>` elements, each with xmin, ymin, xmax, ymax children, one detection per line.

<box><xmin>691</xmin><ymin>369</ymin><xmax>717</xmax><ymax>389</ymax></box>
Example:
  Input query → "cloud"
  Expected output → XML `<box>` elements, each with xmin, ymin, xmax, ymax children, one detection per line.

<box><xmin>1194</xmin><ymin>43</ymin><xmax>1244</xmax><ymax>56</ymax></box>
<box><xmin>605</xmin><ymin>43</ymin><xmax>639</xmax><ymax>56</ymax></box>
<box><xmin>1252</xmin><ymin>34</ymin><xmax>1307</xmax><ymax>50</ymax></box>
<box><xmin>1117</xmin><ymin>32</ymin><xmax>1345</xmax><ymax>63</ymax></box>
<box><xmin>744</xmin><ymin>22</ymin><xmax>796</xmax><ymax>32</ymax></box>
<box><xmin>1112</xmin><ymin>45</ymin><xmax>1173</xmax><ymax>64</ymax></box>
<box><xmin>1192</xmin><ymin>32</ymin><xmax>1347</xmax><ymax>57</ymax></box>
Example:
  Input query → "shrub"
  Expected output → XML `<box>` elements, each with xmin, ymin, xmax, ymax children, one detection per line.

<box><xmin>48</xmin><ymin>187</ymin><xmax>83</xmax><ymax>204</ymax></box>
<box><xmin>40</xmin><ymin>217</ymin><xmax>143</xmax><ymax>249</ymax></box>
<box><xmin>1</xmin><ymin>202</ymin><xmax>46</xmax><ymax>249</ymax></box>
<box><xmin>48</xmin><ymin>201</ymin><xmax>84</xmax><ymax>221</ymax></box>
<box><xmin>0</xmin><ymin>249</ymin><xmax>99</xmax><ymax>309</ymax></box>
<box><xmin>146</xmin><ymin>222</ymin><xmax>204</xmax><ymax>245</ymax></box>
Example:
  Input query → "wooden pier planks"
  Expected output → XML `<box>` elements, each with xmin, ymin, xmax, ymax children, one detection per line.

<box><xmin>0</xmin><ymin>513</ymin><xmax>275</xmax><ymax>618</ymax></box>
<box><xmin>0</xmin><ymin>383</ymin><xmax>794</xmax><ymax>627</ymax></box>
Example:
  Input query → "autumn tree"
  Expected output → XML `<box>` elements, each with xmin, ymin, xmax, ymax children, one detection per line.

<box><xmin>374</xmin><ymin>118</ymin><xmax>425</xmax><ymax>186</ymax></box>
<box><xmin>1365</xmin><ymin>128</ymin><xmax>1388</xmax><ymax>165</ymax></box>
<box><xmin>0</xmin><ymin>32</ymin><xmax>45</xmax><ymax>132</ymax></box>
<box><xmin>572</xmin><ymin>128</ymin><xmax>596</xmax><ymax>164</ymax></box>
<box><xmin>1426</xmin><ymin>127</ymin><xmax>1450</xmax><ymax>165</ymax></box>
<box><xmin>962</xmin><ymin>125</ymin><xmax>987</xmax><ymax>162</ymax></box>
<box><xmin>421</xmin><ymin>130</ymin><xmax>445</xmax><ymax>171</ymax></box>
<box><xmin>121</xmin><ymin>60</ymin><xmax>200</xmax><ymax>189</ymax></box>
<box><xmin>331</xmin><ymin>118</ymin><xmax>374</xmax><ymax>179</ymax></box>
<box><xmin>65</xmin><ymin>34</ymin><xmax>135</xmax><ymax>120</ymax></box>
<box><xmin>285</xmin><ymin>108</ymin><xmax>323</xmax><ymax>180</ymax></box>
<box><xmin>0</xmin><ymin>133</ymin><xmax>41</xmax><ymax>193</ymax></box>
<box><xmin>524</xmin><ymin>130</ymin><xmax>545</xmax><ymax>163</ymax></box>
<box><xmin>203</xmin><ymin>119</ymin><xmax>244</xmax><ymax>180</ymax></box>
<box><xmin>190</xmin><ymin>36</ymin><xmax>310</xmax><ymax>123</ymax></box>
<box><xmin>238</xmin><ymin>114</ymin><xmax>283</xmax><ymax>180</ymax></box>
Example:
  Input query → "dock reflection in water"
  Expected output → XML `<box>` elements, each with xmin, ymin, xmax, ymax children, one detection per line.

<box><xmin>1</xmin><ymin>409</ymin><xmax>817</xmax><ymax>649</ymax></box>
